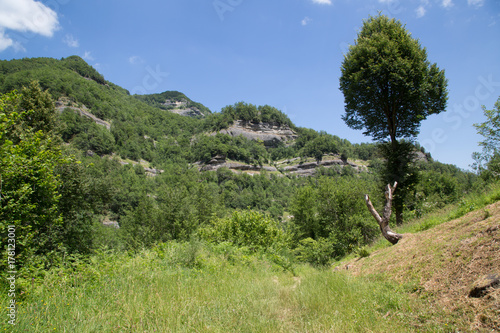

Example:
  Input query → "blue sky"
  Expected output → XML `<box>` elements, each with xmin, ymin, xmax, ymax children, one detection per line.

<box><xmin>0</xmin><ymin>0</ymin><xmax>499</xmax><ymax>170</ymax></box>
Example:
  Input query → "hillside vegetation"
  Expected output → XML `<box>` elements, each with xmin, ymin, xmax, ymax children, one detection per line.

<box><xmin>1</xmin><ymin>190</ymin><xmax>498</xmax><ymax>332</ymax></box>
<box><xmin>1</xmin><ymin>56</ymin><xmax>499</xmax><ymax>331</ymax></box>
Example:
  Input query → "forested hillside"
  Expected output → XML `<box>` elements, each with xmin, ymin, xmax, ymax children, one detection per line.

<box><xmin>0</xmin><ymin>55</ymin><xmax>492</xmax><ymax>279</ymax></box>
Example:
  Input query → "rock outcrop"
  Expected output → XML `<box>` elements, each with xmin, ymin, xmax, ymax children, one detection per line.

<box><xmin>198</xmin><ymin>155</ymin><xmax>277</xmax><ymax>173</ymax></box>
<box><xmin>169</xmin><ymin>107</ymin><xmax>205</xmax><ymax>118</ymax></box>
<box><xmin>55</xmin><ymin>98</ymin><xmax>111</xmax><ymax>130</ymax></box>
<box><xmin>162</xmin><ymin>98</ymin><xmax>207</xmax><ymax>118</ymax></box>
<box><xmin>277</xmin><ymin>158</ymin><xmax>365</xmax><ymax>177</ymax></box>
<box><xmin>218</xmin><ymin>120</ymin><xmax>297</xmax><ymax>147</ymax></box>
<box><xmin>196</xmin><ymin>155</ymin><xmax>366</xmax><ymax>177</ymax></box>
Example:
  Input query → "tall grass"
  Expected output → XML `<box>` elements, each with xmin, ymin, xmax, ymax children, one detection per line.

<box><xmin>6</xmin><ymin>183</ymin><xmax>498</xmax><ymax>332</ymax></box>
<box><xmin>1</xmin><ymin>241</ymin><xmax>447</xmax><ymax>332</ymax></box>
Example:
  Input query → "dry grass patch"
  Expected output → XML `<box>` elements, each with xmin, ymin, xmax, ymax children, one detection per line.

<box><xmin>342</xmin><ymin>201</ymin><xmax>500</xmax><ymax>332</ymax></box>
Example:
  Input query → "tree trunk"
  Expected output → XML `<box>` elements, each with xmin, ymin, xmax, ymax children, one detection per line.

<box><xmin>365</xmin><ymin>182</ymin><xmax>403</xmax><ymax>245</ymax></box>
<box><xmin>395</xmin><ymin>203</ymin><xmax>404</xmax><ymax>225</ymax></box>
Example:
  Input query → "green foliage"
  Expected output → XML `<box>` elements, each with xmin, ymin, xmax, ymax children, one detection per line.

<box><xmin>0</xmin><ymin>57</ymin><xmax>486</xmax><ymax>277</ymax></box>
<box><xmin>199</xmin><ymin>210</ymin><xmax>288</xmax><ymax>252</ymax></box>
<box><xmin>18</xmin><ymin>81</ymin><xmax>57</xmax><ymax>134</ymax></box>
<box><xmin>354</xmin><ymin>246</ymin><xmax>371</xmax><ymax>258</ymax></box>
<box><xmin>289</xmin><ymin>186</ymin><xmax>319</xmax><ymax>239</ymax></box>
<box><xmin>0</xmin><ymin>86</ymin><xmax>114</xmax><ymax>276</ymax></box>
<box><xmin>294</xmin><ymin>237</ymin><xmax>337</xmax><ymax>266</ymax></box>
<box><xmin>0</xmin><ymin>56</ymin><xmax>204</xmax><ymax>164</ymax></box>
<box><xmin>134</xmin><ymin>90</ymin><xmax>212</xmax><ymax>117</ymax></box>
<box><xmin>0</xmin><ymin>90</ymin><xmax>66</xmax><ymax>271</ymax></box>
<box><xmin>61</xmin><ymin>56</ymin><xmax>106</xmax><ymax>85</ymax></box>
<box><xmin>55</xmin><ymin>153</ymin><xmax>113</xmax><ymax>254</ymax></box>
<box><xmin>378</xmin><ymin>140</ymin><xmax>420</xmax><ymax>224</ymax></box>
<box><xmin>340</xmin><ymin>14</ymin><xmax>448</xmax><ymax>142</ymax></box>
<box><xmin>59</xmin><ymin>108</ymin><xmax>116</xmax><ymax>155</ymax></box>
<box><xmin>191</xmin><ymin>133</ymin><xmax>268</xmax><ymax>165</ymax></box>
<box><xmin>300</xmin><ymin>132</ymin><xmax>339</xmax><ymax>162</ymax></box>
<box><xmin>204</xmin><ymin>102</ymin><xmax>295</xmax><ymax>131</ymax></box>
<box><xmin>473</xmin><ymin>96</ymin><xmax>500</xmax><ymax>180</ymax></box>
<box><xmin>291</xmin><ymin>177</ymin><xmax>380</xmax><ymax>259</ymax></box>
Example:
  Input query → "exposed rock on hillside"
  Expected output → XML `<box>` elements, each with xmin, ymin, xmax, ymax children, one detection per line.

<box><xmin>277</xmin><ymin>158</ymin><xmax>366</xmax><ymax>177</ymax></box>
<box><xmin>162</xmin><ymin>98</ymin><xmax>205</xmax><ymax>117</ymax></box>
<box><xmin>218</xmin><ymin>120</ymin><xmax>297</xmax><ymax>147</ymax></box>
<box><xmin>117</xmin><ymin>159</ymin><xmax>165</xmax><ymax>177</ymax></box>
<box><xmin>55</xmin><ymin>97</ymin><xmax>111</xmax><ymax>130</ymax></box>
<box><xmin>197</xmin><ymin>154</ymin><xmax>367</xmax><ymax>177</ymax></box>
<box><xmin>198</xmin><ymin>155</ymin><xmax>277</xmax><ymax>174</ymax></box>
<box><xmin>134</xmin><ymin>91</ymin><xmax>211</xmax><ymax>118</ymax></box>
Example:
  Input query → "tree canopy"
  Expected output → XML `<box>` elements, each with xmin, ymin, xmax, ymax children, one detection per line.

<box><xmin>339</xmin><ymin>14</ymin><xmax>448</xmax><ymax>143</ymax></box>
<box><xmin>473</xmin><ymin>96</ymin><xmax>500</xmax><ymax>179</ymax></box>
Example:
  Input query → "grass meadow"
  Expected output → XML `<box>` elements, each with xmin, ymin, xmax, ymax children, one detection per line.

<box><xmin>1</xmin><ymin>240</ymin><xmax>450</xmax><ymax>333</ymax></box>
<box><xmin>2</xmin><ymin>183</ymin><xmax>499</xmax><ymax>332</ymax></box>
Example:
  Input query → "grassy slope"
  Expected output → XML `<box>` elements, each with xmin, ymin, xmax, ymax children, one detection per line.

<box><xmin>0</xmin><ymin>249</ymin><xmax>445</xmax><ymax>333</ymax></box>
<box><xmin>2</xmin><ymin>187</ymin><xmax>499</xmax><ymax>332</ymax></box>
<box><xmin>341</xmin><ymin>195</ymin><xmax>500</xmax><ymax>331</ymax></box>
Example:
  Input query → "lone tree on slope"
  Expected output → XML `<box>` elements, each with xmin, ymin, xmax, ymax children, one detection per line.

<box><xmin>339</xmin><ymin>14</ymin><xmax>448</xmax><ymax>226</ymax></box>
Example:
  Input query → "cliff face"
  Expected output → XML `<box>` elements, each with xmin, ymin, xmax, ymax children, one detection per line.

<box><xmin>218</xmin><ymin>120</ymin><xmax>297</xmax><ymax>147</ymax></box>
<box><xmin>198</xmin><ymin>154</ymin><xmax>367</xmax><ymax>177</ymax></box>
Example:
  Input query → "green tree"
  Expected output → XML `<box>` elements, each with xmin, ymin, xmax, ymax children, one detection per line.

<box><xmin>290</xmin><ymin>177</ymin><xmax>378</xmax><ymax>259</ymax></box>
<box><xmin>301</xmin><ymin>134</ymin><xmax>339</xmax><ymax>163</ymax></box>
<box><xmin>0</xmin><ymin>91</ymin><xmax>66</xmax><ymax>270</ymax></box>
<box><xmin>290</xmin><ymin>186</ymin><xmax>319</xmax><ymax>239</ymax></box>
<box><xmin>472</xmin><ymin>97</ymin><xmax>500</xmax><ymax>180</ymax></box>
<box><xmin>18</xmin><ymin>81</ymin><xmax>57</xmax><ymax>134</ymax></box>
<box><xmin>339</xmin><ymin>14</ymin><xmax>448</xmax><ymax>224</ymax></box>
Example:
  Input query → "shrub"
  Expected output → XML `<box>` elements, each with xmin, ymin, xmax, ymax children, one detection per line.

<box><xmin>290</xmin><ymin>177</ymin><xmax>379</xmax><ymax>259</ymax></box>
<box><xmin>294</xmin><ymin>238</ymin><xmax>336</xmax><ymax>266</ymax></box>
<box><xmin>199</xmin><ymin>210</ymin><xmax>289</xmax><ymax>252</ymax></box>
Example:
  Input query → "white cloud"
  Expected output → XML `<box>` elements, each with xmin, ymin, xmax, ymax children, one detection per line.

<box><xmin>301</xmin><ymin>17</ymin><xmax>312</xmax><ymax>26</ymax></box>
<box><xmin>0</xmin><ymin>30</ymin><xmax>13</xmax><ymax>52</ymax></box>
<box><xmin>441</xmin><ymin>0</ymin><xmax>453</xmax><ymax>8</ymax></box>
<box><xmin>378</xmin><ymin>0</ymin><xmax>396</xmax><ymax>4</ymax></box>
<box><xmin>311</xmin><ymin>0</ymin><xmax>332</xmax><ymax>5</ymax></box>
<box><xmin>0</xmin><ymin>0</ymin><xmax>59</xmax><ymax>36</ymax></box>
<box><xmin>467</xmin><ymin>0</ymin><xmax>484</xmax><ymax>7</ymax></box>
<box><xmin>128</xmin><ymin>55</ymin><xmax>144</xmax><ymax>65</ymax></box>
<box><xmin>83</xmin><ymin>51</ymin><xmax>94</xmax><ymax>61</ymax></box>
<box><xmin>63</xmin><ymin>33</ymin><xmax>79</xmax><ymax>48</ymax></box>
<box><xmin>416</xmin><ymin>5</ymin><xmax>426</xmax><ymax>18</ymax></box>
<box><xmin>0</xmin><ymin>0</ymin><xmax>59</xmax><ymax>52</ymax></box>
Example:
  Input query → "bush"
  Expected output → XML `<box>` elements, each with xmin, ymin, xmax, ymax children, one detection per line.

<box><xmin>199</xmin><ymin>210</ymin><xmax>289</xmax><ymax>252</ymax></box>
<box><xmin>294</xmin><ymin>237</ymin><xmax>337</xmax><ymax>266</ymax></box>
<box><xmin>290</xmin><ymin>177</ymin><xmax>379</xmax><ymax>259</ymax></box>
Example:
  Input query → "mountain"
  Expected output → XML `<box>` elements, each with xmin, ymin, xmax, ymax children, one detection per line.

<box><xmin>0</xmin><ymin>56</ymin><xmax>378</xmax><ymax>167</ymax></box>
